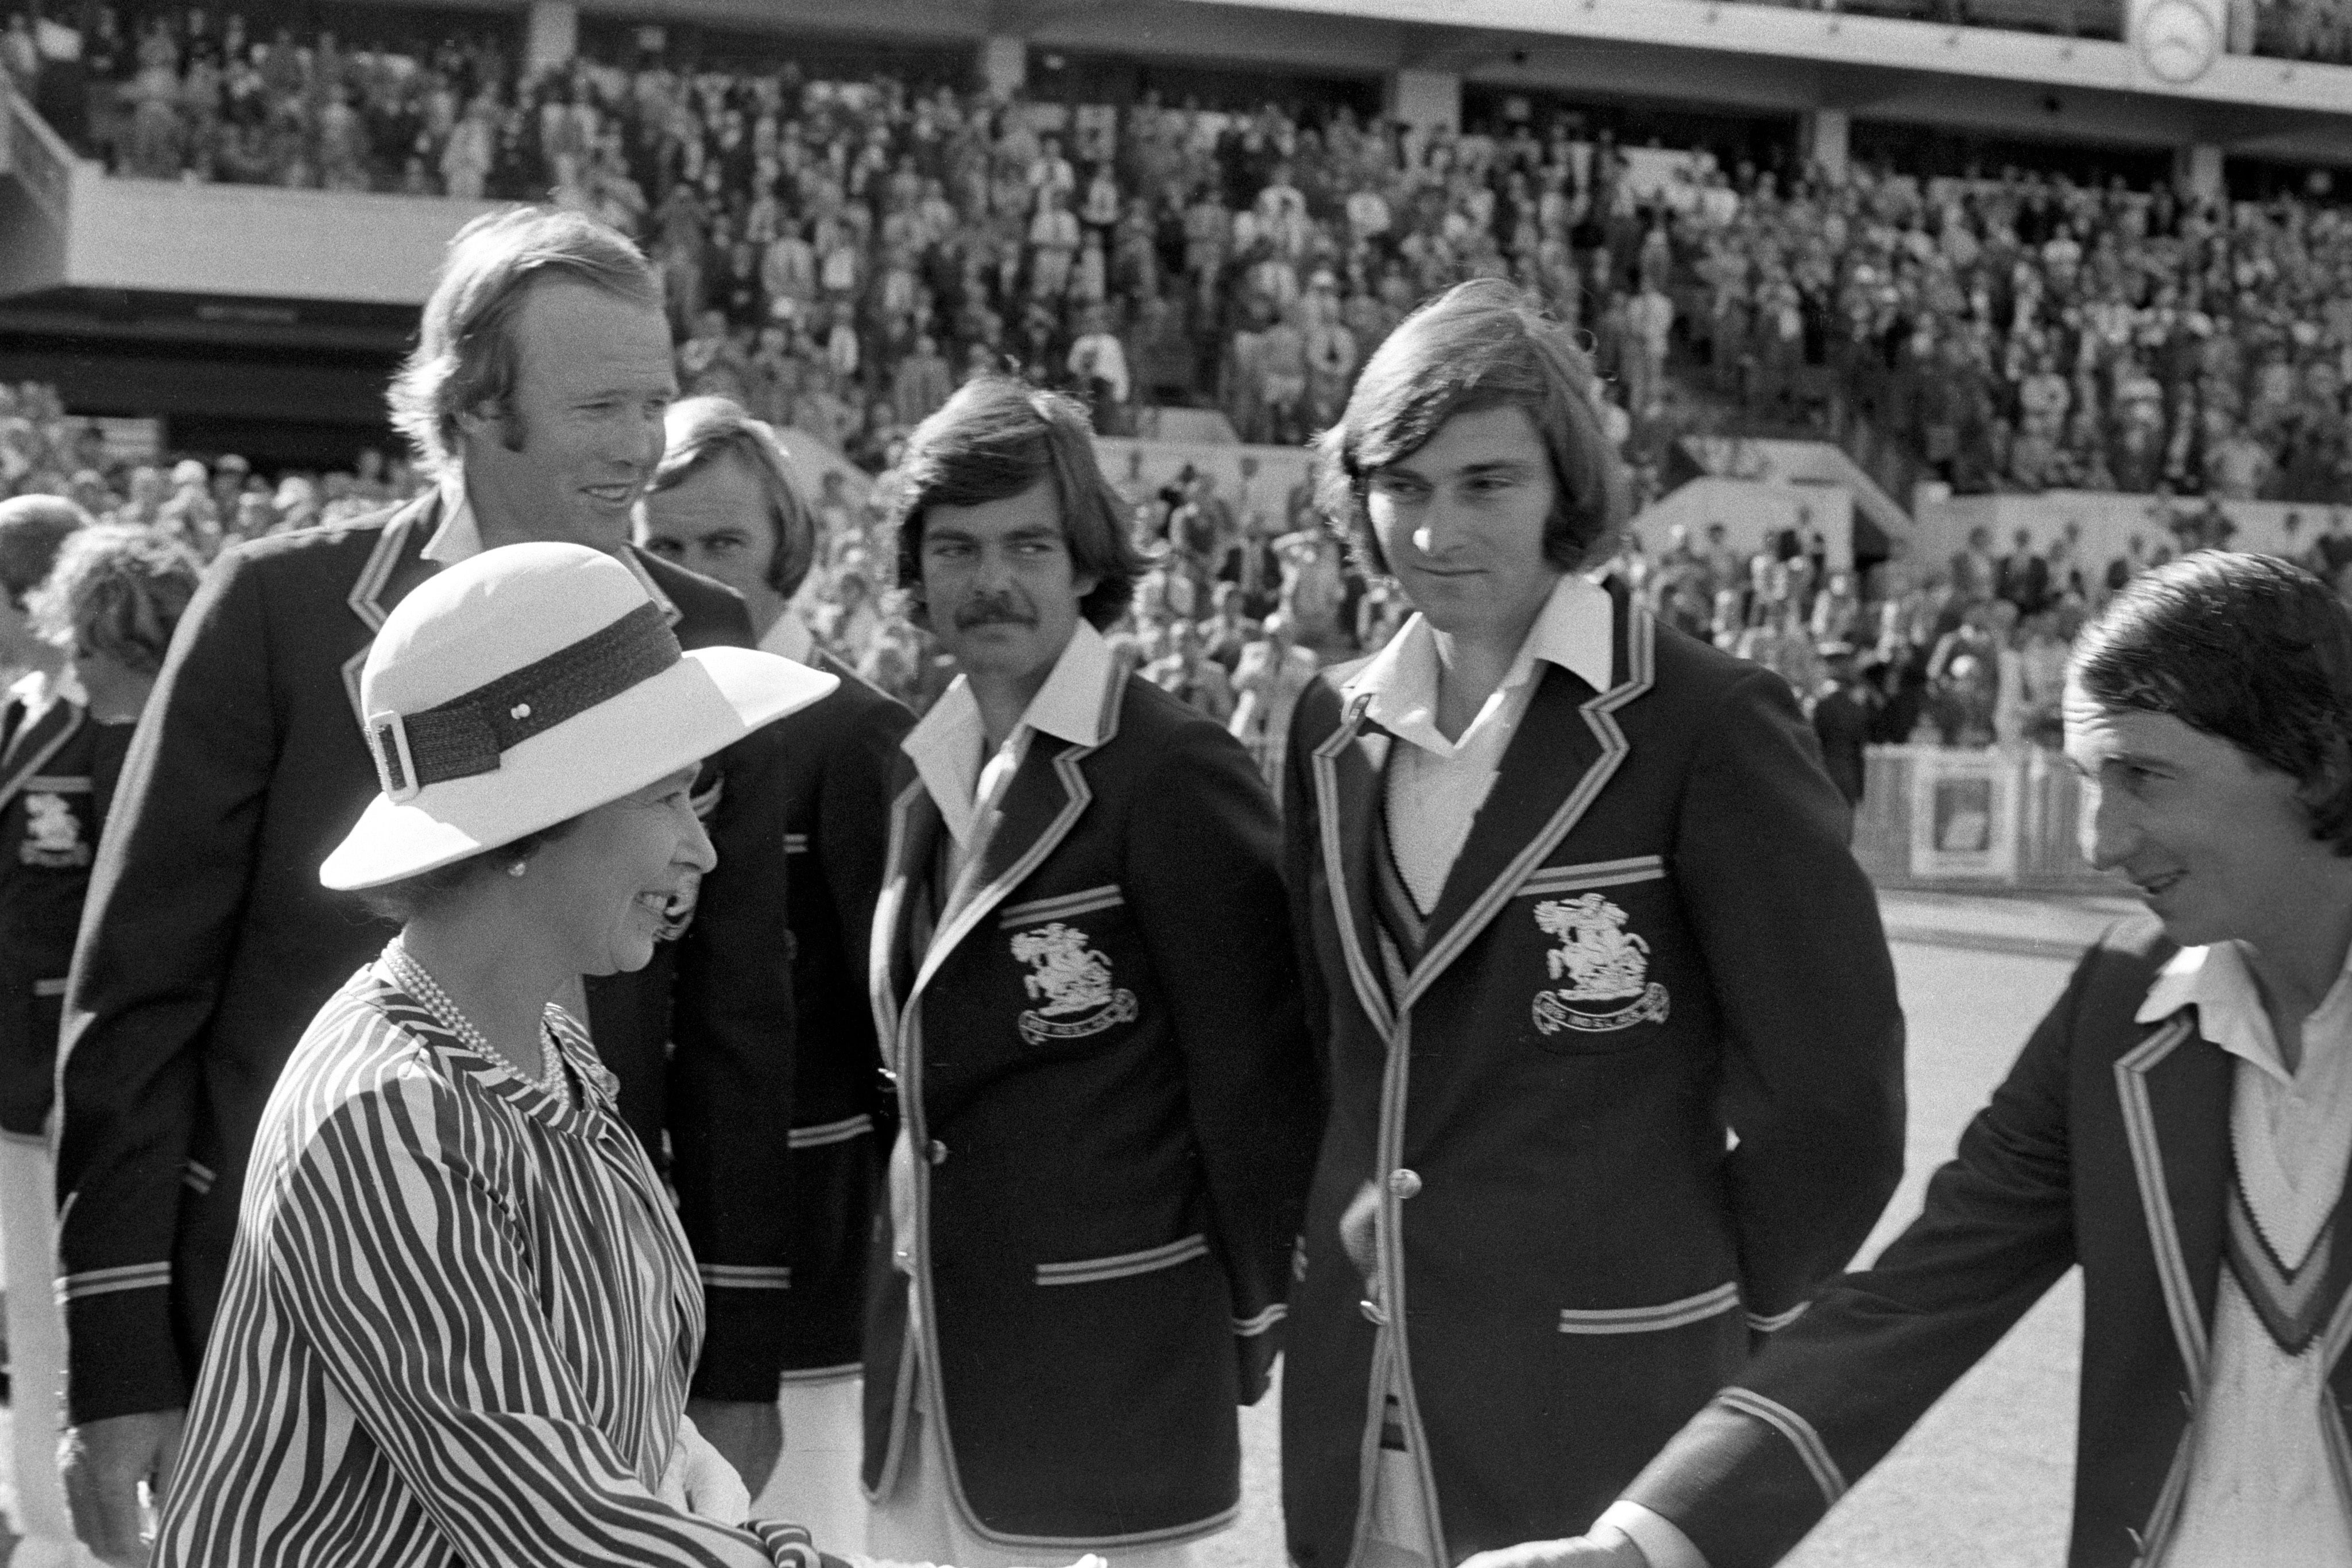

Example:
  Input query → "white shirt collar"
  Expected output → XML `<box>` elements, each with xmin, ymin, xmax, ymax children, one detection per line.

<box><xmin>902</xmin><ymin>620</ymin><xmax>1119</xmax><ymax>847</ymax></box>
<box><xmin>8</xmin><ymin>664</ymin><xmax>83</xmax><ymax>710</ymax></box>
<box><xmin>2135</xmin><ymin>940</ymin><xmax>2352</xmax><ymax>1087</ymax></box>
<box><xmin>759</xmin><ymin>606</ymin><xmax>815</xmax><ymax>663</ymax></box>
<box><xmin>420</xmin><ymin>470</ymin><xmax>481</xmax><ymax>565</ymax></box>
<box><xmin>1345</xmin><ymin>571</ymin><xmax>1615</xmax><ymax>742</ymax></box>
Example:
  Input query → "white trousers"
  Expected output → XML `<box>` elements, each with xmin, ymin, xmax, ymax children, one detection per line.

<box><xmin>0</xmin><ymin>1131</ymin><xmax>99</xmax><ymax>1565</ymax></box>
<box><xmin>752</xmin><ymin>1372</ymin><xmax>870</xmax><ymax>1558</ymax></box>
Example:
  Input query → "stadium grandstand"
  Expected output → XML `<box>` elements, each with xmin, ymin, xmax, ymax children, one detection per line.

<box><xmin>2</xmin><ymin>0</ymin><xmax>2350</xmax><ymax>829</ymax></box>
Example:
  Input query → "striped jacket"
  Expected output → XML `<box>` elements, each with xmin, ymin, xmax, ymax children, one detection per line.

<box><xmin>155</xmin><ymin>958</ymin><xmax>827</xmax><ymax>1568</ymax></box>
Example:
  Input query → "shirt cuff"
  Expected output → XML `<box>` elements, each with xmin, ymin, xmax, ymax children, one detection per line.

<box><xmin>1596</xmin><ymin>1500</ymin><xmax>1710</xmax><ymax>1568</ymax></box>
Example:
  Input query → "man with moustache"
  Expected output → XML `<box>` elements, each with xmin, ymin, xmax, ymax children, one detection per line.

<box><xmin>1279</xmin><ymin>281</ymin><xmax>1904</xmax><ymax>1568</ymax></box>
<box><xmin>863</xmin><ymin>376</ymin><xmax>1319</xmax><ymax>1567</ymax></box>
<box><xmin>1464</xmin><ymin>551</ymin><xmax>2352</xmax><ymax>1568</ymax></box>
<box><xmin>54</xmin><ymin>208</ymin><xmax>799</xmax><ymax>1566</ymax></box>
<box><xmin>639</xmin><ymin>396</ymin><xmax>913</xmax><ymax>1547</ymax></box>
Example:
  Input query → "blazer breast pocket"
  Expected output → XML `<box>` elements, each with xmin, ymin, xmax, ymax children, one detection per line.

<box><xmin>997</xmin><ymin>884</ymin><xmax>1142</xmax><ymax>1051</ymax></box>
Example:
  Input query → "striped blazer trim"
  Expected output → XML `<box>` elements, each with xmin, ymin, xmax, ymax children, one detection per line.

<box><xmin>1717</xmin><ymin>1387</ymin><xmax>1847</xmax><ymax>1507</ymax></box>
<box><xmin>1034</xmin><ymin>1233</ymin><xmax>1210</xmax><ymax>1287</ymax></box>
<box><xmin>183</xmin><ymin>1159</ymin><xmax>216</xmax><ymax>1195</ymax></box>
<box><xmin>1</xmin><ymin>686</ymin><xmax>84</xmax><ymax>815</ymax></box>
<box><xmin>1516</xmin><ymin>855</ymin><xmax>1668</xmax><ymax>899</ymax></box>
<box><xmin>33</xmin><ymin>976</ymin><xmax>67</xmax><ymax>998</ymax></box>
<box><xmin>2318</xmin><ymin>1286</ymin><xmax>2352</xmax><ymax>1531</ymax></box>
<box><xmin>997</xmin><ymin>882</ymin><xmax>1127</xmax><ymax>928</ymax></box>
<box><xmin>59</xmin><ymin>1260</ymin><xmax>170</xmax><ymax>1303</ymax></box>
<box><xmin>1557</xmin><ymin>1281</ymin><xmax>1740</xmax><ymax>1335</ymax></box>
<box><xmin>700</xmin><ymin>1264</ymin><xmax>792</xmax><ymax>1291</ymax></box>
<box><xmin>2115</xmin><ymin>1016</ymin><xmax>2210</xmax><ymax>1389</ymax></box>
<box><xmin>340</xmin><ymin>507</ymin><xmax>419</xmax><ymax>726</ymax></box>
<box><xmin>1233</xmin><ymin>1303</ymin><xmax>1288</xmax><ymax>1337</ymax></box>
<box><xmin>690</xmin><ymin>775</ymin><xmax>725</xmax><ymax>820</ymax></box>
<box><xmin>20</xmin><ymin>773</ymin><xmax>91</xmax><ymax>793</ymax></box>
<box><xmin>784</xmin><ymin>832</ymin><xmax>811</xmax><ymax>855</ymax></box>
<box><xmin>1312</xmin><ymin>704</ymin><xmax>1399</xmax><ymax>1042</ymax></box>
<box><xmin>788</xmin><ymin>1113</ymin><xmax>875</xmax><ymax>1150</ymax></box>
<box><xmin>1747</xmin><ymin>1301</ymin><xmax>1808</xmax><ymax>1334</ymax></box>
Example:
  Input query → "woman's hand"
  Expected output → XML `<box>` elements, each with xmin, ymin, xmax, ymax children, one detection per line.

<box><xmin>662</xmin><ymin>1412</ymin><xmax>753</xmax><ymax>1524</ymax></box>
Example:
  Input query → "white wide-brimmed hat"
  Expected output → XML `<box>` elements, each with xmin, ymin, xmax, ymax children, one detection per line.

<box><xmin>320</xmin><ymin>542</ymin><xmax>836</xmax><ymax>892</ymax></box>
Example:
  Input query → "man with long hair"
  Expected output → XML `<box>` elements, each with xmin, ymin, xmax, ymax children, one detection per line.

<box><xmin>1279</xmin><ymin>281</ymin><xmax>1905</xmax><ymax>1568</ymax></box>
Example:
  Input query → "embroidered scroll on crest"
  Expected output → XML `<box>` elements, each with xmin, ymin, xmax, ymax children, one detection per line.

<box><xmin>1012</xmin><ymin>921</ymin><xmax>1139</xmax><ymax>1045</ymax></box>
<box><xmin>1530</xmin><ymin>893</ymin><xmax>1670</xmax><ymax>1035</ymax></box>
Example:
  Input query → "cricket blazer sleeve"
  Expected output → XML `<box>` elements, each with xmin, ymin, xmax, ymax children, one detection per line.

<box><xmin>1672</xmin><ymin>667</ymin><xmax>1907</xmax><ymax>1333</ymax></box>
<box><xmin>56</xmin><ymin>545</ymin><xmax>278</xmax><ymax>1421</ymax></box>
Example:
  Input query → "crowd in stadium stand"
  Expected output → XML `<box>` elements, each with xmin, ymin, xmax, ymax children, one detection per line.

<box><xmin>10</xmin><ymin>10</ymin><xmax>2352</xmax><ymax>512</ymax></box>
<box><xmin>9</xmin><ymin>9</ymin><xmax>2352</xmax><ymax>760</ymax></box>
<box><xmin>1677</xmin><ymin>161</ymin><xmax>2352</xmax><ymax>504</ymax></box>
<box><xmin>14</xmin><ymin>369</ymin><xmax>2352</xmax><ymax>785</ymax></box>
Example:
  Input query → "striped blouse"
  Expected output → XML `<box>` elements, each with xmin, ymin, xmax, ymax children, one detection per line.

<box><xmin>154</xmin><ymin>956</ymin><xmax>824</xmax><ymax>1567</ymax></box>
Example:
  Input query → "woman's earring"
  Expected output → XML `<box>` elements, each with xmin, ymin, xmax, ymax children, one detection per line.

<box><xmin>508</xmin><ymin>860</ymin><xmax>527</xmax><ymax>878</ymax></box>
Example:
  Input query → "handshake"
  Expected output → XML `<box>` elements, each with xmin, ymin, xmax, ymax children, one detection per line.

<box><xmin>1460</xmin><ymin>1527</ymin><xmax>1651</xmax><ymax>1568</ymax></box>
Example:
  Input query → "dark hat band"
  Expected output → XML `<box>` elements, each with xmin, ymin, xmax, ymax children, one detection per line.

<box><xmin>367</xmin><ymin>600</ymin><xmax>680</xmax><ymax>802</ymax></box>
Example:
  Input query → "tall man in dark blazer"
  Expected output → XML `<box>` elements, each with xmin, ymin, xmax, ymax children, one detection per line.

<box><xmin>54</xmin><ymin>208</ymin><xmax>800</xmax><ymax>1566</ymax></box>
<box><xmin>640</xmin><ymin>395</ymin><xmax>914</xmax><ymax>1546</ymax></box>
<box><xmin>1280</xmin><ymin>281</ymin><xmax>1906</xmax><ymax>1568</ymax></box>
<box><xmin>1467</xmin><ymin>552</ymin><xmax>2352</xmax><ymax>1568</ymax></box>
<box><xmin>863</xmin><ymin>377</ymin><xmax>1320</xmax><ymax>1566</ymax></box>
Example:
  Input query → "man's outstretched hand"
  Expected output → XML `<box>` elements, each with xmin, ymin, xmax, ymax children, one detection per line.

<box><xmin>1460</xmin><ymin>1531</ymin><xmax>1650</xmax><ymax>1568</ymax></box>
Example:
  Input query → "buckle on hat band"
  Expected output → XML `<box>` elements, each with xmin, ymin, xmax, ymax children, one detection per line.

<box><xmin>368</xmin><ymin>710</ymin><xmax>422</xmax><ymax>802</ymax></box>
<box><xmin>366</xmin><ymin>601</ymin><xmax>682</xmax><ymax>800</ymax></box>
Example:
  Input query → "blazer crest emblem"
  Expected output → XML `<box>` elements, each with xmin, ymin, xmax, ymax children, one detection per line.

<box><xmin>21</xmin><ymin>792</ymin><xmax>90</xmax><ymax>867</ymax></box>
<box><xmin>1531</xmin><ymin>892</ymin><xmax>1669</xmax><ymax>1034</ymax></box>
<box><xmin>1012</xmin><ymin>920</ymin><xmax>1138</xmax><ymax>1045</ymax></box>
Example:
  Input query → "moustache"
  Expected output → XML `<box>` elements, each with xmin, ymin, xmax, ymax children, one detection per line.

<box><xmin>956</xmin><ymin>593</ymin><xmax>1035</xmax><ymax>629</ymax></box>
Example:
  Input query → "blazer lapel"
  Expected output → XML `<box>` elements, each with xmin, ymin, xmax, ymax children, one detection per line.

<box><xmin>910</xmin><ymin>725</ymin><xmax>1102</xmax><ymax>1001</ymax></box>
<box><xmin>869</xmin><ymin>776</ymin><xmax>939</xmax><ymax>1073</ymax></box>
<box><xmin>1399</xmin><ymin>605</ymin><xmax>1657</xmax><ymax>1012</ymax></box>
<box><xmin>1310</xmin><ymin>693</ymin><xmax>1396</xmax><ymax>1040</ymax></box>
<box><xmin>341</xmin><ymin>493</ymin><xmax>440</xmax><ymax>727</ymax></box>
<box><xmin>0</xmin><ymin>692</ymin><xmax>84</xmax><ymax>817</ymax></box>
<box><xmin>2112</xmin><ymin>1012</ymin><xmax>2231</xmax><ymax>1395</ymax></box>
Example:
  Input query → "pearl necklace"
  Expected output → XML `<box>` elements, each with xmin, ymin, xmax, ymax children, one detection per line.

<box><xmin>386</xmin><ymin>940</ymin><xmax>570</xmax><ymax>1113</ymax></box>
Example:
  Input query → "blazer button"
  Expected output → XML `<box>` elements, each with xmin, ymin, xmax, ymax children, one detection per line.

<box><xmin>1388</xmin><ymin>1168</ymin><xmax>1422</xmax><ymax>1199</ymax></box>
<box><xmin>927</xmin><ymin>1140</ymin><xmax>949</xmax><ymax>1166</ymax></box>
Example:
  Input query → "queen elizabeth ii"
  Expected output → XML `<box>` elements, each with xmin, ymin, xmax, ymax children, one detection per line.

<box><xmin>150</xmin><ymin>541</ymin><xmax>849</xmax><ymax>1566</ymax></box>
